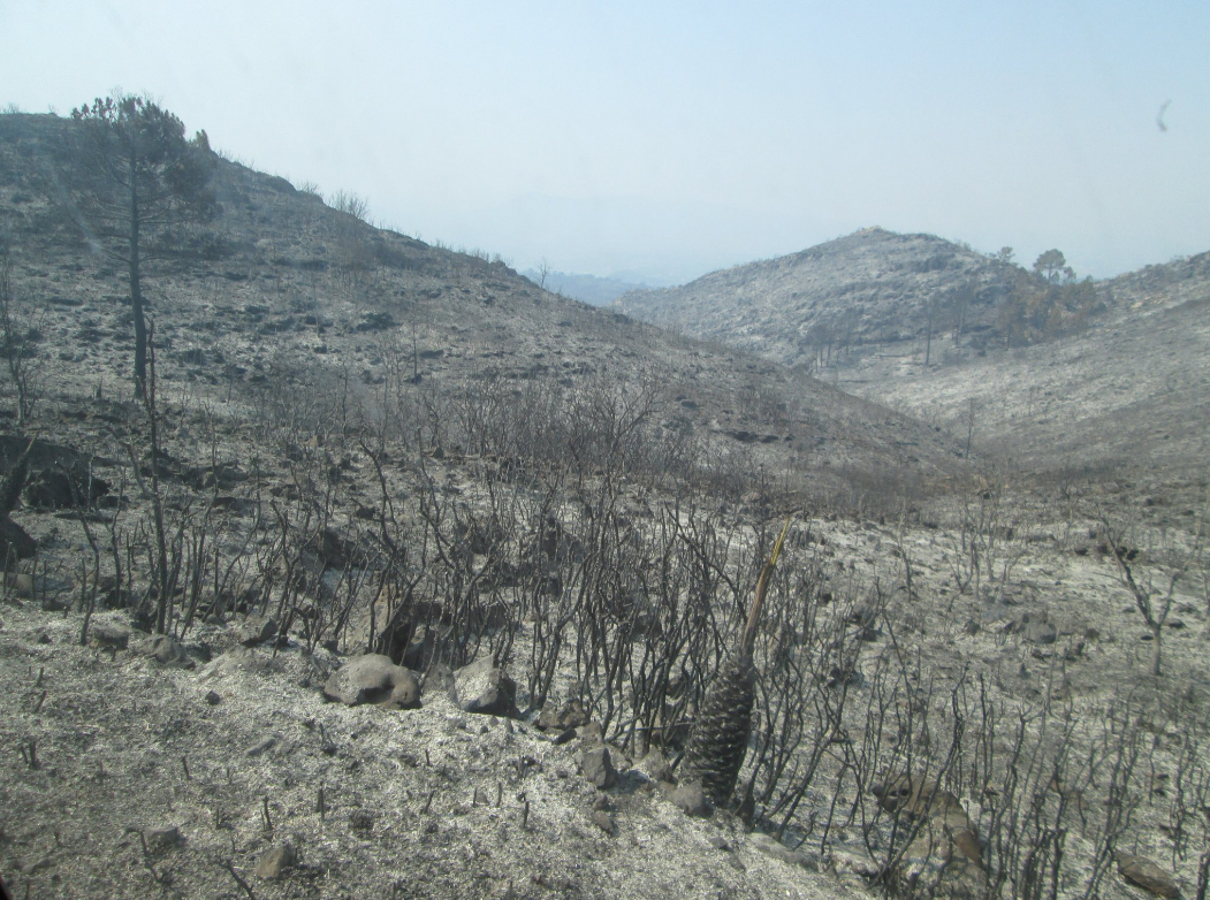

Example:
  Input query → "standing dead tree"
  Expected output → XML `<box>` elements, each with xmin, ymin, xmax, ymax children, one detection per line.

<box><xmin>1099</xmin><ymin>515</ymin><xmax>1180</xmax><ymax>677</ymax></box>
<box><xmin>0</xmin><ymin>247</ymin><xmax>43</xmax><ymax>426</ymax></box>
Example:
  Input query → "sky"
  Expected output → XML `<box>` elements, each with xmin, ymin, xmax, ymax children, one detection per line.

<box><xmin>2</xmin><ymin>1</ymin><xmax>1208</xmax><ymax>284</ymax></box>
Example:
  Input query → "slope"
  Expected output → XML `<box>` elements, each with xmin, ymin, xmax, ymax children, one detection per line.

<box><xmin>613</xmin><ymin>226</ymin><xmax>1036</xmax><ymax>369</ymax></box>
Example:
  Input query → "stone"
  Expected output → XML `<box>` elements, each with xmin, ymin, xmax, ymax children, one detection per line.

<box><xmin>873</xmin><ymin>774</ymin><xmax>987</xmax><ymax>900</ymax></box>
<box><xmin>1024</xmin><ymin>619</ymin><xmax>1057</xmax><ymax>645</ymax></box>
<box><xmin>255</xmin><ymin>842</ymin><xmax>296</xmax><ymax>880</ymax></box>
<box><xmin>580</xmin><ymin>745</ymin><xmax>616</xmax><ymax>789</ymax></box>
<box><xmin>1116</xmin><ymin>852</ymin><xmax>1180</xmax><ymax>899</ymax></box>
<box><xmin>324</xmin><ymin>654</ymin><xmax>420</xmax><ymax>710</ymax></box>
<box><xmin>0</xmin><ymin>515</ymin><xmax>36</xmax><ymax>563</ymax></box>
<box><xmin>144</xmin><ymin>826</ymin><xmax>184</xmax><ymax>856</ymax></box>
<box><xmin>635</xmin><ymin>748</ymin><xmax>673</xmax><ymax>783</ymax></box>
<box><xmin>592</xmin><ymin>810</ymin><xmax>615</xmax><ymax>835</ymax></box>
<box><xmin>134</xmin><ymin>634</ymin><xmax>195</xmax><ymax>669</ymax></box>
<box><xmin>90</xmin><ymin>623</ymin><xmax>131</xmax><ymax>651</ymax></box>
<box><xmin>239</xmin><ymin>615</ymin><xmax>278</xmax><ymax>646</ymax></box>
<box><xmin>199</xmin><ymin>646</ymin><xmax>269</xmax><ymax>680</ymax></box>
<box><xmin>749</xmin><ymin>832</ymin><xmax>816</xmax><ymax>869</ymax></box>
<box><xmin>537</xmin><ymin>699</ymin><xmax>589</xmax><ymax>732</ymax></box>
<box><xmin>2</xmin><ymin>571</ymin><xmax>34</xmax><ymax>598</ymax></box>
<box><xmin>453</xmin><ymin>657</ymin><xmax>518</xmax><ymax>717</ymax></box>
<box><xmin>669</xmin><ymin>780</ymin><xmax>711</xmax><ymax>817</ymax></box>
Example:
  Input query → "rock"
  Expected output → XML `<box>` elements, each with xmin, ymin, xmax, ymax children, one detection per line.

<box><xmin>144</xmin><ymin>826</ymin><xmax>184</xmax><ymax>856</ymax></box>
<box><xmin>580</xmin><ymin>745</ymin><xmax>616</xmax><ymax>789</ymax></box>
<box><xmin>576</xmin><ymin>721</ymin><xmax>604</xmax><ymax>742</ymax></box>
<box><xmin>1008</xmin><ymin>611</ymin><xmax>1058</xmax><ymax>645</ymax></box>
<box><xmin>90</xmin><ymin>622</ymin><xmax>131</xmax><ymax>651</ymax></box>
<box><xmin>199</xmin><ymin>646</ymin><xmax>269</xmax><ymax>680</ymax></box>
<box><xmin>453</xmin><ymin>657</ymin><xmax>518</xmax><ymax>717</ymax></box>
<box><xmin>0</xmin><ymin>515</ymin><xmax>36</xmax><ymax>563</ymax></box>
<box><xmin>669</xmin><ymin>781</ymin><xmax>711</xmax><ymax>817</ymax></box>
<box><xmin>2</xmin><ymin>571</ymin><xmax>34</xmax><ymax>599</ymax></box>
<box><xmin>592</xmin><ymin>810</ymin><xmax>615</xmax><ymax>835</ymax></box>
<box><xmin>537</xmin><ymin>699</ymin><xmax>589</xmax><ymax>732</ymax></box>
<box><xmin>246</xmin><ymin>737</ymin><xmax>277</xmax><ymax>757</ymax></box>
<box><xmin>323</xmin><ymin>654</ymin><xmax>421</xmax><ymax>710</ymax></box>
<box><xmin>1024</xmin><ymin>619</ymin><xmax>1057</xmax><ymax>645</ymax></box>
<box><xmin>1116</xmin><ymin>852</ymin><xmax>1180</xmax><ymax>899</ymax></box>
<box><xmin>24</xmin><ymin>468</ymin><xmax>108</xmax><ymax>510</ymax></box>
<box><xmin>873</xmin><ymin>774</ymin><xmax>987</xmax><ymax>900</ymax></box>
<box><xmin>750</xmin><ymin>832</ymin><xmax>816</xmax><ymax>869</ymax></box>
<box><xmin>239</xmin><ymin>615</ymin><xmax>278</xmax><ymax>646</ymax></box>
<box><xmin>635</xmin><ymin>748</ymin><xmax>673</xmax><ymax>783</ymax></box>
<box><xmin>255</xmin><ymin>842</ymin><xmax>296</xmax><ymax>880</ymax></box>
<box><xmin>134</xmin><ymin>634</ymin><xmax>195</xmax><ymax>668</ymax></box>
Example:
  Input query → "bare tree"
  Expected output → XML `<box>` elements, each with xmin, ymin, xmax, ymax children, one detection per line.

<box><xmin>1100</xmin><ymin>515</ymin><xmax>1180</xmax><ymax>677</ymax></box>
<box><xmin>0</xmin><ymin>247</ymin><xmax>43</xmax><ymax>426</ymax></box>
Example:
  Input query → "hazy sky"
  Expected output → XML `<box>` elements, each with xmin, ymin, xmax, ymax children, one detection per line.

<box><xmin>2</xmin><ymin>1</ymin><xmax>1208</xmax><ymax>283</ymax></box>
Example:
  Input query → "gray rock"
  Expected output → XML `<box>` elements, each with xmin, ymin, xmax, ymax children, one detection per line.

<box><xmin>592</xmin><ymin>810</ymin><xmax>615</xmax><ymax>835</ymax></box>
<box><xmin>635</xmin><ymin>748</ymin><xmax>673</xmax><ymax>783</ymax></box>
<box><xmin>255</xmin><ymin>842</ymin><xmax>296</xmax><ymax>880</ymax></box>
<box><xmin>239</xmin><ymin>615</ymin><xmax>278</xmax><ymax>646</ymax></box>
<box><xmin>580</xmin><ymin>745</ymin><xmax>617</xmax><ymax>789</ymax></box>
<box><xmin>750</xmin><ymin>832</ymin><xmax>817</xmax><ymax>869</ymax></box>
<box><xmin>669</xmin><ymin>780</ymin><xmax>711</xmax><ymax>817</ymax></box>
<box><xmin>199</xmin><ymin>646</ymin><xmax>269</xmax><ymax>681</ymax></box>
<box><xmin>323</xmin><ymin>653</ymin><xmax>421</xmax><ymax>710</ymax></box>
<box><xmin>1117</xmin><ymin>852</ymin><xmax>1180</xmax><ymax>899</ymax></box>
<box><xmin>1024</xmin><ymin>619</ymin><xmax>1057</xmax><ymax>645</ymax></box>
<box><xmin>2</xmin><ymin>571</ymin><xmax>34</xmax><ymax>599</ymax></box>
<box><xmin>246</xmin><ymin>736</ymin><xmax>277</xmax><ymax>757</ymax></box>
<box><xmin>134</xmin><ymin>634</ymin><xmax>195</xmax><ymax>668</ymax></box>
<box><xmin>90</xmin><ymin>623</ymin><xmax>131</xmax><ymax>651</ymax></box>
<box><xmin>453</xmin><ymin>657</ymin><xmax>518</xmax><ymax>717</ymax></box>
<box><xmin>0</xmin><ymin>515</ymin><xmax>36</xmax><ymax>562</ymax></box>
<box><xmin>537</xmin><ymin>699</ymin><xmax>589</xmax><ymax>731</ymax></box>
<box><xmin>144</xmin><ymin>826</ymin><xmax>184</xmax><ymax>856</ymax></box>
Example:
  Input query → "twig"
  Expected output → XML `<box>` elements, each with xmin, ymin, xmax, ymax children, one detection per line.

<box><xmin>221</xmin><ymin>859</ymin><xmax>255</xmax><ymax>900</ymax></box>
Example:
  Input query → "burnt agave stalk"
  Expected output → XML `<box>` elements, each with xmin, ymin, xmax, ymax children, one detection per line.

<box><xmin>679</xmin><ymin>517</ymin><xmax>792</xmax><ymax>807</ymax></box>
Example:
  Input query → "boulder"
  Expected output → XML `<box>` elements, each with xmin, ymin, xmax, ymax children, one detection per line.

<box><xmin>323</xmin><ymin>654</ymin><xmax>420</xmax><ymax>710</ymax></box>
<box><xmin>256</xmin><ymin>842</ymin><xmax>296</xmax><ymax>880</ymax></box>
<box><xmin>90</xmin><ymin>622</ymin><xmax>132</xmax><ymax>651</ymax></box>
<box><xmin>669</xmin><ymin>780</ymin><xmax>711</xmax><ymax>818</ymax></box>
<box><xmin>453</xmin><ymin>657</ymin><xmax>518</xmax><ymax>717</ymax></box>
<box><xmin>133</xmin><ymin>634</ymin><xmax>195</xmax><ymax>669</ymax></box>
<box><xmin>579</xmin><ymin>745</ymin><xmax>617</xmax><ymax>789</ymax></box>
<box><xmin>750</xmin><ymin>832</ymin><xmax>817</xmax><ymax>869</ymax></box>
<box><xmin>873</xmin><ymin>774</ymin><xmax>987</xmax><ymax>900</ymax></box>
<box><xmin>537</xmin><ymin>699</ymin><xmax>589</xmax><ymax>732</ymax></box>
<box><xmin>238</xmin><ymin>615</ymin><xmax>278</xmax><ymax>646</ymax></box>
<box><xmin>1116</xmin><ymin>852</ymin><xmax>1180</xmax><ymax>899</ymax></box>
<box><xmin>0</xmin><ymin>515</ymin><xmax>35</xmax><ymax>563</ymax></box>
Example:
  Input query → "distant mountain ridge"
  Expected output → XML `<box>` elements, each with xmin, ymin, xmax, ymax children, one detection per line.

<box><xmin>613</xmin><ymin>227</ymin><xmax>1039</xmax><ymax>368</ymax></box>
<box><xmin>518</xmin><ymin>269</ymin><xmax>665</xmax><ymax>306</ymax></box>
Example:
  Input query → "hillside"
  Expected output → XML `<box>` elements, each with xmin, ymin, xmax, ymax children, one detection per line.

<box><xmin>0</xmin><ymin>114</ymin><xmax>958</xmax><ymax>503</ymax></box>
<box><xmin>2</xmin><ymin>109</ymin><xmax>1209</xmax><ymax>900</ymax></box>
<box><xmin>613</xmin><ymin>227</ymin><xmax>1038</xmax><ymax>368</ymax></box>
